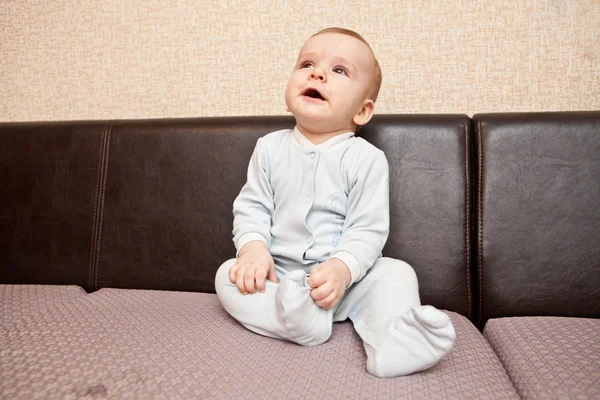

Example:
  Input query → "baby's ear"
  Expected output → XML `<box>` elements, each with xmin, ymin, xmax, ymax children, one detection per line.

<box><xmin>353</xmin><ymin>99</ymin><xmax>375</xmax><ymax>127</ymax></box>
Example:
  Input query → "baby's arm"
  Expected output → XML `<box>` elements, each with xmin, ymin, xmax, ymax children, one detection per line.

<box><xmin>308</xmin><ymin>149</ymin><xmax>390</xmax><ymax>306</ymax></box>
<box><xmin>231</xmin><ymin>137</ymin><xmax>277</xmax><ymax>293</ymax></box>
<box><xmin>330</xmin><ymin>150</ymin><xmax>390</xmax><ymax>284</ymax></box>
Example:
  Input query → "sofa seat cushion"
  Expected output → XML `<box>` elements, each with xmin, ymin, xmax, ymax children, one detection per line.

<box><xmin>484</xmin><ymin>317</ymin><xmax>600</xmax><ymax>399</ymax></box>
<box><xmin>0</xmin><ymin>284</ymin><xmax>86</xmax><ymax>327</ymax></box>
<box><xmin>1</xmin><ymin>288</ymin><xmax>518</xmax><ymax>399</ymax></box>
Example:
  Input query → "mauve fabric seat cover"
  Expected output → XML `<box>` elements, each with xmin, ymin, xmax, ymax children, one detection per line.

<box><xmin>1</xmin><ymin>288</ymin><xmax>518</xmax><ymax>399</ymax></box>
<box><xmin>484</xmin><ymin>317</ymin><xmax>600</xmax><ymax>399</ymax></box>
<box><xmin>0</xmin><ymin>284</ymin><xmax>86</xmax><ymax>327</ymax></box>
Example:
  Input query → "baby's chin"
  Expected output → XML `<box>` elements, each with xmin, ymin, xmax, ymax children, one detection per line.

<box><xmin>294</xmin><ymin>116</ymin><xmax>355</xmax><ymax>136</ymax></box>
<box><xmin>289</xmin><ymin>102</ymin><xmax>356</xmax><ymax>133</ymax></box>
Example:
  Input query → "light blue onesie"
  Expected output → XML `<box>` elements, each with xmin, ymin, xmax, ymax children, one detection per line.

<box><xmin>215</xmin><ymin>127</ymin><xmax>456</xmax><ymax>378</ymax></box>
<box><xmin>232</xmin><ymin>127</ymin><xmax>389</xmax><ymax>283</ymax></box>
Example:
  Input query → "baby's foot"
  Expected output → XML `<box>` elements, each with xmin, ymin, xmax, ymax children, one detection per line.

<box><xmin>275</xmin><ymin>270</ymin><xmax>332</xmax><ymax>346</ymax></box>
<box><xmin>363</xmin><ymin>305</ymin><xmax>456</xmax><ymax>377</ymax></box>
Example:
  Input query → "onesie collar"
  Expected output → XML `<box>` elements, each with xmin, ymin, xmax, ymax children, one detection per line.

<box><xmin>292</xmin><ymin>126</ymin><xmax>354</xmax><ymax>151</ymax></box>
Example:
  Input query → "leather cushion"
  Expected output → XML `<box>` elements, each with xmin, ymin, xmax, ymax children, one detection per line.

<box><xmin>474</xmin><ymin>111</ymin><xmax>600</xmax><ymax>324</ymax></box>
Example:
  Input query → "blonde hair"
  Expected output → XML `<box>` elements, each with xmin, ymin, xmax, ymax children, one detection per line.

<box><xmin>311</xmin><ymin>27</ymin><xmax>382</xmax><ymax>102</ymax></box>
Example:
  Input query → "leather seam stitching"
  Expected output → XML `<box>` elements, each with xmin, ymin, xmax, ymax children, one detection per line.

<box><xmin>88</xmin><ymin>125</ymin><xmax>107</xmax><ymax>291</ymax></box>
<box><xmin>477</xmin><ymin>120</ymin><xmax>484</xmax><ymax>327</ymax></box>
<box><xmin>94</xmin><ymin>124</ymin><xmax>112</xmax><ymax>290</ymax></box>
<box><xmin>464</xmin><ymin>121</ymin><xmax>472</xmax><ymax>321</ymax></box>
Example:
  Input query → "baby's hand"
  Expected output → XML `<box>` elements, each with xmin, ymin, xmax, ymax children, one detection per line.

<box><xmin>229</xmin><ymin>241</ymin><xmax>278</xmax><ymax>294</ymax></box>
<box><xmin>307</xmin><ymin>259</ymin><xmax>351</xmax><ymax>310</ymax></box>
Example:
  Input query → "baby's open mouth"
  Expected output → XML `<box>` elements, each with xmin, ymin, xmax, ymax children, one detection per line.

<box><xmin>302</xmin><ymin>88</ymin><xmax>325</xmax><ymax>101</ymax></box>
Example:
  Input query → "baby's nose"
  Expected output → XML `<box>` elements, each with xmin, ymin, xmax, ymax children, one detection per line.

<box><xmin>310</xmin><ymin>68</ymin><xmax>325</xmax><ymax>81</ymax></box>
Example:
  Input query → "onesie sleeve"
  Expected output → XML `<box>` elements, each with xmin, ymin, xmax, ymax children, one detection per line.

<box><xmin>330</xmin><ymin>150</ymin><xmax>390</xmax><ymax>284</ymax></box>
<box><xmin>232</xmin><ymin>137</ymin><xmax>274</xmax><ymax>255</ymax></box>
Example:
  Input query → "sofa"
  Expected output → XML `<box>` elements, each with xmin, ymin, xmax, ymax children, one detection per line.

<box><xmin>1</xmin><ymin>111</ymin><xmax>598</xmax><ymax>399</ymax></box>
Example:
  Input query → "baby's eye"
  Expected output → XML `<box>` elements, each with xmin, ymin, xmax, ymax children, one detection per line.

<box><xmin>333</xmin><ymin>67</ymin><xmax>348</xmax><ymax>76</ymax></box>
<box><xmin>300</xmin><ymin>61</ymin><xmax>314</xmax><ymax>69</ymax></box>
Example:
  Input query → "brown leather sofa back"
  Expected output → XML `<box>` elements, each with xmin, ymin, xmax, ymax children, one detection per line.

<box><xmin>474</xmin><ymin>111</ymin><xmax>600</xmax><ymax>326</ymax></box>
<box><xmin>0</xmin><ymin>115</ymin><xmax>474</xmax><ymax>318</ymax></box>
<box><xmin>0</xmin><ymin>121</ymin><xmax>108</xmax><ymax>291</ymax></box>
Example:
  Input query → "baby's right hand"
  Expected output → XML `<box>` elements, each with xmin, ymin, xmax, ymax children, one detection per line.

<box><xmin>229</xmin><ymin>241</ymin><xmax>278</xmax><ymax>294</ymax></box>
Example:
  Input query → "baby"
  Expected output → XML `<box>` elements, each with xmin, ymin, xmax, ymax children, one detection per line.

<box><xmin>215</xmin><ymin>27</ymin><xmax>456</xmax><ymax>378</ymax></box>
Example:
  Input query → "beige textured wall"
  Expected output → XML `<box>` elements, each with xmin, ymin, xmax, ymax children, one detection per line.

<box><xmin>1</xmin><ymin>0</ymin><xmax>599</xmax><ymax>122</ymax></box>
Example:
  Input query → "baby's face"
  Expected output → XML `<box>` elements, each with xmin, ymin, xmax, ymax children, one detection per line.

<box><xmin>285</xmin><ymin>33</ymin><xmax>377</xmax><ymax>136</ymax></box>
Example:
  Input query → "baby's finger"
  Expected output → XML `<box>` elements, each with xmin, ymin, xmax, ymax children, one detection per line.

<box><xmin>267</xmin><ymin>268</ymin><xmax>279</xmax><ymax>283</ymax></box>
<box><xmin>229</xmin><ymin>265</ymin><xmax>239</xmax><ymax>283</ymax></box>
<box><xmin>235</xmin><ymin>268</ymin><xmax>248</xmax><ymax>294</ymax></box>
<box><xmin>255</xmin><ymin>268</ymin><xmax>267</xmax><ymax>293</ymax></box>
<box><xmin>307</xmin><ymin>268</ymin><xmax>326</xmax><ymax>288</ymax></box>
<box><xmin>315</xmin><ymin>291</ymin><xmax>338</xmax><ymax>310</ymax></box>
<box><xmin>310</xmin><ymin>282</ymin><xmax>333</xmax><ymax>301</ymax></box>
<box><xmin>244</xmin><ymin>268</ymin><xmax>257</xmax><ymax>294</ymax></box>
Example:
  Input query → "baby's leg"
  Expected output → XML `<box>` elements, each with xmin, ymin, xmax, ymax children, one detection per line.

<box><xmin>334</xmin><ymin>258</ymin><xmax>456</xmax><ymax>378</ymax></box>
<box><xmin>215</xmin><ymin>259</ymin><xmax>332</xmax><ymax>346</ymax></box>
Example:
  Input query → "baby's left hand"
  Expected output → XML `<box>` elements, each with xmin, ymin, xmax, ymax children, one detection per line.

<box><xmin>307</xmin><ymin>258</ymin><xmax>351</xmax><ymax>310</ymax></box>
